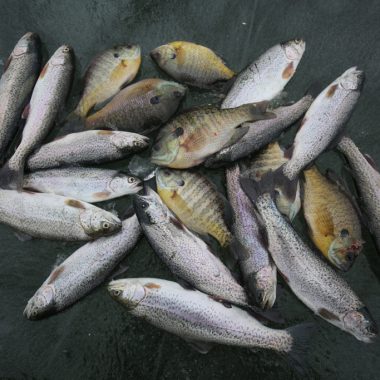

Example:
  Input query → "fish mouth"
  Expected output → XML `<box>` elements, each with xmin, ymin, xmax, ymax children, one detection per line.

<box><xmin>340</xmin><ymin>66</ymin><xmax>364</xmax><ymax>91</ymax></box>
<box><xmin>282</xmin><ymin>38</ymin><xmax>306</xmax><ymax>60</ymax></box>
<box><xmin>108</xmin><ymin>279</ymin><xmax>147</xmax><ymax>309</ymax></box>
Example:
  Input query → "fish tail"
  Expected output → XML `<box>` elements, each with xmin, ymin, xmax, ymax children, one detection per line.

<box><xmin>239</xmin><ymin>171</ymin><xmax>276</xmax><ymax>203</ymax></box>
<box><xmin>0</xmin><ymin>160</ymin><xmax>24</xmax><ymax>190</ymax></box>
<box><xmin>285</xmin><ymin>322</ymin><xmax>316</xmax><ymax>375</ymax></box>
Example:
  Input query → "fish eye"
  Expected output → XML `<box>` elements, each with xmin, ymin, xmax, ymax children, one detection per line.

<box><xmin>153</xmin><ymin>143</ymin><xmax>161</xmax><ymax>151</ymax></box>
<box><xmin>102</xmin><ymin>222</ymin><xmax>110</xmax><ymax>229</ymax></box>
<box><xmin>112</xmin><ymin>290</ymin><xmax>121</xmax><ymax>296</ymax></box>
<box><xmin>340</xmin><ymin>229</ymin><xmax>349</xmax><ymax>237</ymax></box>
<box><xmin>141</xmin><ymin>201</ymin><xmax>149</xmax><ymax>209</ymax></box>
<box><xmin>174</xmin><ymin>127</ymin><xmax>184</xmax><ymax>137</ymax></box>
<box><xmin>150</xmin><ymin>96</ymin><xmax>160</xmax><ymax>105</ymax></box>
<box><xmin>177</xmin><ymin>179</ymin><xmax>185</xmax><ymax>186</ymax></box>
<box><xmin>32</xmin><ymin>310</ymin><xmax>38</xmax><ymax>317</ymax></box>
<box><xmin>170</xmin><ymin>52</ymin><xmax>176</xmax><ymax>59</ymax></box>
<box><xmin>62</xmin><ymin>47</ymin><xmax>70</xmax><ymax>53</ymax></box>
<box><xmin>163</xmin><ymin>170</ymin><xmax>171</xmax><ymax>177</ymax></box>
<box><xmin>173</xmin><ymin>90</ymin><xmax>183</xmax><ymax>98</ymax></box>
<box><xmin>128</xmin><ymin>177</ymin><xmax>136</xmax><ymax>183</ymax></box>
<box><xmin>114</xmin><ymin>53</ymin><xmax>120</xmax><ymax>58</ymax></box>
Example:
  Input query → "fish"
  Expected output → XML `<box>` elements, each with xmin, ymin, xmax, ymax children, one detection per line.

<box><xmin>24</xmin><ymin>213</ymin><xmax>141</xmax><ymax>320</ymax></box>
<box><xmin>151</xmin><ymin>102</ymin><xmax>275</xmax><ymax>168</ymax></box>
<box><xmin>26</xmin><ymin>130</ymin><xmax>149</xmax><ymax>171</ymax></box>
<box><xmin>150</xmin><ymin>41</ymin><xmax>235</xmax><ymax>89</ymax></box>
<box><xmin>73</xmin><ymin>45</ymin><xmax>141</xmax><ymax>117</ymax></box>
<box><xmin>282</xmin><ymin>67</ymin><xmax>364</xmax><ymax>180</ymax></box>
<box><xmin>0</xmin><ymin>190</ymin><xmax>121</xmax><ymax>241</ymax></box>
<box><xmin>108</xmin><ymin>277</ymin><xmax>313</xmax><ymax>369</ymax></box>
<box><xmin>338</xmin><ymin>136</ymin><xmax>380</xmax><ymax>251</ymax></box>
<box><xmin>0</xmin><ymin>32</ymin><xmax>41</xmax><ymax>160</ymax></box>
<box><xmin>240</xmin><ymin>173</ymin><xmax>378</xmax><ymax>343</ymax></box>
<box><xmin>242</xmin><ymin>142</ymin><xmax>301</xmax><ymax>220</ymax></box>
<box><xmin>223</xmin><ymin>39</ymin><xmax>305</xmax><ymax>108</ymax></box>
<box><xmin>204</xmin><ymin>95</ymin><xmax>313</xmax><ymax>167</ymax></box>
<box><xmin>302</xmin><ymin>166</ymin><xmax>363</xmax><ymax>271</ymax></box>
<box><xmin>85</xmin><ymin>79</ymin><xmax>186</xmax><ymax>134</ymax></box>
<box><xmin>156</xmin><ymin>168</ymin><xmax>232</xmax><ymax>247</ymax></box>
<box><xmin>23</xmin><ymin>167</ymin><xmax>142</xmax><ymax>203</ymax></box>
<box><xmin>133</xmin><ymin>187</ymin><xmax>251</xmax><ymax>308</ymax></box>
<box><xmin>226</xmin><ymin>164</ymin><xmax>276</xmax><ymax>309</ymax></box>
<box><xmin>0</xmin><ymin>45</ymin><xmax>75</xmax><ymax>190</ymax></box>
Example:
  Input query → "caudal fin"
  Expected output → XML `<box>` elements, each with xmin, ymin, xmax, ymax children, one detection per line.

<box><xmin>239</xmin><ymin>172</ymin><xmax>276</xmax><ymax>203</ymax></box>
<box><xmin>0</xmin><ymin>161</ymin><xmax>23</xmax><ymax>190</ymax></box>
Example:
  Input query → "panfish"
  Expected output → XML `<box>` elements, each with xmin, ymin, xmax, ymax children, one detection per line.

<box><xmin>240</xmin><ymin>174</ymin><xmax>378</xmax><ymax>343</ymax></box>
<box><xmin>23</xmin><ymin>167</ymin><xmax>142</xmax><ymax>203</ymax></box>
<box><xmin>26</xmin><ymin>130</ymin><xmax>149</xmax><ymax>171</ymax></box>
<box><xmin>282</xmin><ymin>67</ymin><xmax>364</xmax><ymax>180</ymax></box>
<box><xmin>0</xmin><ymin>32</ymin><xmax>41</xmax><ymax>160</ymax></box>
<box><xmin>204</xmin><ymin>95</ymin><xmax>313</xmax><ymax>167</ymax></box>
<box><xmin>24</xmin><ymin>214</ymin><xmax>142</xmax><ymax>319</ymax></box>
<box><xmin>85</xmin><ymin>79</ymin><xmax>186</xmax><ymax>134</ymax></box>
<box><xmin>73</xmin><ymin>45</ymin><xmax>141</xmax><ymax>117</ymax></box>
<box><xmin>338</xmin><ymin>136</ymin><xmax>380</xmax><ymax>251</ymax></box>
<box><xmin>0</xmin><ymin>45</ymin><xmax>74</xmax><ymax>190</ymax></box>
<box><xmin>303</xmin><ymin>166</ymin><xmax>363</xmax><ymax>271</ymax></box>
<box><xmin>150</xmin><ymin>41</ymin><xmax>235</xmax><ymax>89</ymax></box>
<box><xmin>151</xmin><ymin>102</ymin><xmax>275</xmax><ymax>168</ymax></box>
<box><xmin>156</xmin><ymin>168</ymin><xmax>232</xmax><ymax>247</ymax></box>
<box><xmin>0</xmin><ymin>190</ymin><xmax>121</xmax><ymax>241</ymax></box>
<box><xmin>226</xmin><ymin>164</ymin><xmax>276</xmax><ymax>309</ymax></box>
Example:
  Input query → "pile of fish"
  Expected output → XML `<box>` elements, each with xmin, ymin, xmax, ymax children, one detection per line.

<box><xmin>1</xmin><ymin>33</ymin><xmax>379</xmax><ymax>372</ymax></box>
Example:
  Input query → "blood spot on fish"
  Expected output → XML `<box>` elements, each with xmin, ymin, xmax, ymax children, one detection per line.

<box><xmin>326</xmin><ymin>84</ymin><xmax>338</xmax><ymax>98</ymax></box>
<box><xmin>48</xmin><ymin>266</ymin><xmax>65</xmax><ymax>284</ymax></box>
<box><xmin>170</xmin><ymin>216</ymin><xmax>184</xmax><ymax>230</ymax></box>
<box><xmin>318</xmin><ymin>308</ymin><xmax>340</xmax><ymax>321</ymax></box>
<box><xmin>282</xmin><ymin>62</ymin><xmax>294</xmax><ymax>79</ymax></box>
<box><xmin>97</xmin><ymin>130</ymin><xmax>114</xmax><ymax>135</ymax></box>
<box><xmin>144</xmin><ymin>282</ymin><xmax>161</xmax><ymax>289</ymax></box>
<box><xmin>65</xmin><ymin>199</ymin><xmax>86</xmax><ymax>209</ymax></box>
<box><xmin>93</xmin><ymin>191</ymin><xmax>111</xmax><ymax>200</ymax></box>
<box><xmin>170</xmin><ymin>190</ymin><xmax>178</xmax><ymax>199</ymax></box>
<box><xmin>39</xmin><ymin>63</ymin><xmax>49</xmax><ymax>79</ymax></box>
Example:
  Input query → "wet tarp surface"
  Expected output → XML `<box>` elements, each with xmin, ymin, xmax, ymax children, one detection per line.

<box><xmin>1</xmin><ymin>0</ymin><xmax>380</xmax><ymax>379</ymax></box>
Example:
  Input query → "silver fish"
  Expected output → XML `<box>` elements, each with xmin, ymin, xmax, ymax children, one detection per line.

<box><xmin>205</xmin><ymin>95</ymin><xmax>313</xmax><ymax>167</ymax></box>
<box><xmin>108</xmin><ymin>278</ymin><xmax>313</xmax><ymax>365</ymax></box>
<box><xmin>223</xmin><ymin>39</ymin><xmax>305</xmax><ymax>108</ymax></box>
<box><xmin>0</xmin><ymin>190</ymin><xmax>121</xmax><ymax>241</ymax></box>
<box><xmin>26</xmin><ymin>130</ymin><xmax>149</xmax><ymax>171</ymax></box>
<box><xmin>226</xmin><ymin>164</ymin><xmax>276</xmax><ymax>309</ymax></box>
<box><xmin>283</xmin><ymin>67</ymin><xmax>364</xmax><ymax>180</ymax></box>
<box><xmin>0</xmin><ymin>45</ymin><xmax>75</xmax><ymax>190</ymax></box>
<box><xmin>23</xmin><ymin>167</ymin><xmax>142</xmax><ymax>203</ymax></box>
<box><xmin>0</xmin><ymin>32</ymin><xmax>41</xmax><ymax>160</ymax></box>
<box><xmin>133</xmin><ymin>187</ymin><xmax>251</xmax><ymax>308</ymax></box>
<box><xmin>240</xmin><ymin>175</ymin><xmax>378</xmax><ymax>343</ymax></box>
<box><xmin>338</xmin><ymin>136</ymin><xmax>380</xmax><ymax>251</ymax></box>
<box><xmin>24</xmin><ymin>214</ymin><xmax>141</xmax><ymax>319</ymax></box>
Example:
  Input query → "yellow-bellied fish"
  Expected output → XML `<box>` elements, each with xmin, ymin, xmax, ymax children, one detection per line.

<box><xmin>303</xmin><ymin>166</ymin><xmax>363</xmax><ymax>271</ymax></box>
<box><xmin>151</xmin><ymin>103</ymin><xmax>275</xmax><ymax>168</ymax></box>
<box><xmin>150</xmin><ymin>41</ymin><xmax>235</xmax><ymax>89</ymax></box>
<box><xmin>156</xmin><ymin>168</ymin><xmax>232</xmax><ymax>247</ymax></box>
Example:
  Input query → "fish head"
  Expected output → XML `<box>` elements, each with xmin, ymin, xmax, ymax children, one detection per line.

<box><xmin>80</xmin><ymin>209</ymin><xmax>122</xmax><ymax>238</ymax></box>
<box><xmin>343</xmin><ymin>307</ymin><xmax>378</xmax><ymax>343</ymax></box>
<box><xmin>281</xmin><ymin>39</ymin><xmax>306</xmax><ymax>61</ymax></box>
<box><xmin>150</xmin><ymin>43</ymin><xmax>180</xmax><ymax>69</ymax></box>
<box><xmin>328</xmin><ymin>230</ymin><xmax>363</xmax><ymax>271</ymax></box>
<box><xmin>151</xmin><ymin>131</ymin><xmax>180</xmax><ymax>166</ymax></box>
<box><xmin>133</xmin><ymin>186</ymin><xmax>170</xmax><ymax>225</ymax></box>
<box><xmin>50</xmin><ymin>45</ymin><xmax>74</xmax><ymax>66</ymax></box>
<box><xmin>12</xmin><ymin>32</ymin><xmax>40</xmax><ymax>57</ymax></box>
<box><xmin>112</xmin><ymin>44</ymin><xmax>141</xmax><ymax>62</ymax></box>
<box><xmin>152</xmin><ymin>81</ymin><xmax>187</xmax><ymax>107</ymax></box>
<box><xmin>108</xmin><ymin>279</ymin><xmax>147</xmax><ymax>310</ymax></box>
<box><xmin>338</xmin><ymin>67</ymin><xmax>364</xmax><ymax>91</ymax></box>
<box><xmin>108</xmin><ymin>173</ymin><xmax>142</xmax><ymax>195</ymax></box>
<box><xmin>23</xmin><ymin>285</ymin><xmax>55</xmax><ymax>320</ymax></box>
<box><xmin>250</xmin><ymin>266</ymin><xmax>277</xmax><ymax>310</ymax></box>
<box><xmin>156</xmin><ymin>168</ymin><xmax>186</xmax><ymax>191</ymax></box>
<box><xmin>109</xmin><ymin>132</ymin><xmax>150</xmax><ymax>151</ymax></box>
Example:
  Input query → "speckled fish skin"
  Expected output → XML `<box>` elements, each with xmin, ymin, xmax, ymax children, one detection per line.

<box><xmin>151</xmin><ymin>103</ymin><xmax>275</xmax><ymax>169</ymax></box>
<box><xmin>26</xmin><ymin>130</ymin><xmax>149</xmax><ymax>171</ymax></box>
<box><xmin>85</xmin><ymin>79</ymin><xmax>186</xmax><ymax>134</ymax></box>
<box><xmin>0</xmin><ymin>45</ymin><xmax>74</xmax><ymax>190</ymax></box>
<box><xmin>0</xmin><ymin>32</ymin><xmax>41</xmax><ymax>160</ymax></box>
<box><xmin>242</xmin><ymin>142</ymin><xmax>301</xmax><ymax>220</ymax></box>
<box><xmin>74</xmin><ymin>45</ymin><xmax>141</xmax><ymax>117</ymax></box>
<box><xmin>156</xmin><ymin>168</ymin><xmax>232</xmax><ymax>247</ymax></box>
<box><xmin>150</xmin><ymin>41</ymin><xmax>235</xmax><ymax>89</ymax></box>
<box><xmin>240</xmin><ymin>178</ymin><xmax>377</xmax><ymax>343</ymax></box>
<box><xmin>226</xmin><ymin>164</ymin><xmax>276</xmax><ymax>309</ymax></box>
<box><xmin>283</xmin><ymin>67</ymin><xmax>364</xmax><ymax>180</ymax></box>
<box><xmin>0</xmin><ymin>190</ymin><xmax>121</xmax><ymax>241</ymax></box>
<box><xmin>204</xmin><ymin>95</ymin><xmax>313</xmax><ymax>167</ymax></box>
<box><xmin>109</xmin><ymin>278</ymin><xmax>311</xmax><ymax>357</ymax></box>
<box><xmin>133</xmin><ymin>187</ymin><xmax>251</xmax><ymax>308</ymax></box>
<box><xmin>223</xmin><ymin>39</ymin><xmax>305</xmax><ymax>108</ymax></box>
<box><xmin>24</xmin><ymin>214</ymin><xmax>141</xmax><ymax>320</ymax></box>
<box><xmin>303</xmin><ymin>166</ymin><xmax>363</xmax><ymax>271</ymax></box>
<box><xmin>23</xmin><ymin>167</ymin><xmax>142</xmax><ymax>203</ymax></box>
<box><xmin>338</xmin><ymin>136</ymin><xmax>380</xmax><ymax>251</ymax></box>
